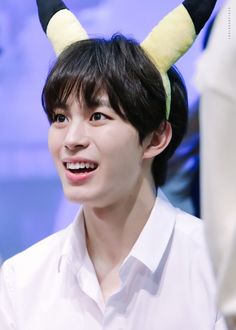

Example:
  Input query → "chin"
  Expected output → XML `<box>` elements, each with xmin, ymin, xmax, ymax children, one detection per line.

<box><xmin>64</xmin><ymin>191</ymin><xmax>85</xmax><ymax>204</ymax></box>
<box><xmin>62</xmin><ymin>185</ymin><xmax>81</xmax><ymax>201</ymax></box>
<box><xmin>62</xmin><ymin>183</ymin><xmax>120</xmax><ymax>208</ymax></box>
<box><xmin>63</xmin><ymin>186</ymin><xmax>95</xmax><ymax>205</ymax></box>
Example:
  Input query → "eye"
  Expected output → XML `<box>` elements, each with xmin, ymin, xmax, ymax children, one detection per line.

<box><xmin>52</xmin><ymin>113</ymin><xmax>67</xmax><ymax>123</ymax></box>
<box><xmin>90</xmin><ymin>112</ymin><xmax>108</xmax><ymax>121</ymax></box>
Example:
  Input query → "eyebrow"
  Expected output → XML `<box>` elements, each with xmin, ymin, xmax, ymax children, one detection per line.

<box><xmin>53</xmin><ymin>101</ymin><xmax>69</xmax><ymax>111</ymax></box>
<box><xmin>52</xmin><ymin>96</ymin><xmax>112</xmax><ymax>113</ymax></box>
<box><xmin>89</xmin><ymin>97</ymin><xmax>111</xmax><ymax>108</ymax></box>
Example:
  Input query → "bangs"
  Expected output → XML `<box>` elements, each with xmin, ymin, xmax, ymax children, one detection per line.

<box><xmin>43</xmin><ymin>70</ymin><xmax>107</xmax><ymax>121</ymax></box>
<box><xmin>42</xmin><ymin>39</ymin><xmax>125</xmax><ymax>122</ymax></box>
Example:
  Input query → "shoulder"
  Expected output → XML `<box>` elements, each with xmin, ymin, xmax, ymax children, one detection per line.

<box><xmin>171</xmin><ymin>205</ymin><xmax>214</xmax><ymax>280</ymax></box>
<box><xmin>158</xmin><ymin>196</ymin><xmax>205</xmax><ymax>247</ymax></box>
<box><xmin>160</xmin><ymin>197</ymin><xmax>213</xmax><ymax>269</ymax></box>
<box><xmin>1</xmin><ymin>225</ymin><xmax>71</xmax><ymax>283</ymax></box>
<box><xmin>157</xmin><ymin>196</ymin><xmax>208</xmax><ymax>258</ymax></box>
<box><xmin>166</xmin><ymin>204</ymin><xmax>226</xmax><ymax>329</ymax></box>
<box><xmin>174</xmin><ymin>207</ymin><xmax>206</xmax><ymax>247</ymax></box>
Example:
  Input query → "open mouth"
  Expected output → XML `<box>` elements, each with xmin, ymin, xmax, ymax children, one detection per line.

<box><xmin>64</xmin><ymin>162</ymin><xmax>98</xmax><ymax>174</ymax></box>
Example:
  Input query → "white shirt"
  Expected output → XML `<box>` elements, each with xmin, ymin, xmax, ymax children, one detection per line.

<box><xmin>195</xmin><ymin>0</ymin><xmax>236</xmax><ymax>322</ymax></box>
<box><xmin>0</xmin><ymin>197</ymin><xmax>226</xmax><ymax>329</ymax></box>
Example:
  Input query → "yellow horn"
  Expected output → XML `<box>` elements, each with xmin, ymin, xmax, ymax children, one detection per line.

<box><xmin>46</xmin><ymin>9</ymin><xmax>88</xmax><ymax>56</ymax></box>
<box><xmin>141</xmin><ymin>5</ymin><xmax>196</xmax><ymax>72</ymax></box>
<box><xmin>141</xmin><ymin>4</ymin><xmax>196</xmax><ymax>117</ymax></box>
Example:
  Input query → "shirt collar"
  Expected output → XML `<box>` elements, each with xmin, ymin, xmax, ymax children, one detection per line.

<box><xmin>58</xmin><ymin>196</ymin><xmax>176</xmax><ymax>275</ymax></box>
<box><xmin>58</xmin><ymin>207</ymin><xmax>86</xmax><ymax>274</ymax></box>
<box><xmin>126</xmin><ymin>196</ymin><xmax>176</xmax><ymax>273</ymax></box>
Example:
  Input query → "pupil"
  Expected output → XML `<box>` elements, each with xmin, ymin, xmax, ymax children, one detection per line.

<box><xmin>94</xmin><ymin>113</ymin><xmax>101</xmax><ymax>120</ymax></box>
<box><xmin>58</xmin><ymin>115</ymin><xmax>65</xmax><ymax>122</ymax></box>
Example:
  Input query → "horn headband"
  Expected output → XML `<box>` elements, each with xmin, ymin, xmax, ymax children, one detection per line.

<box><xmin>37</xmin><ymin>0</ymin><xmax>217</xmax><ymax>118</ymax></box>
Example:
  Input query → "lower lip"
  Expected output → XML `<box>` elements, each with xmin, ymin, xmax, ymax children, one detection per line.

<box><xmin>64</xmin><ymin>168</ymin><xmax>97</xmax><ymax>184</ymax></box>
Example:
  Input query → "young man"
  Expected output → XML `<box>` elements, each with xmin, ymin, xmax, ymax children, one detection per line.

<box><xmin>0</xmin><ymin>0</ymin><xmax>226</xmax><ymax>329</ymax></box>
<box><xmin>0</xmin><ymin>34</ymin><xmax>226</xmax><ymax>329</ymax></box>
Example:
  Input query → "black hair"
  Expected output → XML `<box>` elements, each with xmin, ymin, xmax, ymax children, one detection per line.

<box><xmin>42</xmin><ymin>34</ymin><xmax>188</xmax><ymax>187</ymax></box>
<box><xmin>154</xmin><ymin>66</ymin><xmax>188</xmax><ymax>186</ymax></box>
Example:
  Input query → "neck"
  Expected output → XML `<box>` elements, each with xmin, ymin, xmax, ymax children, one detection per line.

<box><xmin>83</xmin><ymin>177</ymin><xmax>156</xmax><ymax>268</ymax></box>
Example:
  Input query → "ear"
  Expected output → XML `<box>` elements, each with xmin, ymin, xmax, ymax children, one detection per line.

<box><xmin>142</xmin><ymin>122</ymin><xmax>172</xmax><ymax>160</ymax></box>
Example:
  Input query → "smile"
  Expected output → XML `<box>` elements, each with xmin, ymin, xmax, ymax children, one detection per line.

<box><xmin>65</xmin><ymin>162</ymin><xmax>98</xmax><ymax>174</ymax></box>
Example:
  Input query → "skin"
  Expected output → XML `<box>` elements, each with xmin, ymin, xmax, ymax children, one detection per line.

<box><xmin>48</xmin><ymin>92</ymin><xmax>172</xmax><ymax>301</ymax></box>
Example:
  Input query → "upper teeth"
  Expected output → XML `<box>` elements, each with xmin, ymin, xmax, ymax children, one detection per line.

<box><xmin>66</xmin><ymin>162</ymin><xmax>96</xmax><ymax>170</ymax></box>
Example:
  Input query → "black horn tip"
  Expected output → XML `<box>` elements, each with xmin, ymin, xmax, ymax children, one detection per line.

<box><xmin>183</xmin><ymin>0</ymin><xmax>217</xmax><ymax>34</ymax></box>
<box><xmin>36</xmin><ymin>0</ymin><xmax>67</xmax><ymax>32</ymax></box>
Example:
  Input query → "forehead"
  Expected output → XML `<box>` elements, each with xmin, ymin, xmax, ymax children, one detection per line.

<box><xmin>65</xmin><ymin>91</ymin><xmax>112</xmax><ymax>109</ymax></box>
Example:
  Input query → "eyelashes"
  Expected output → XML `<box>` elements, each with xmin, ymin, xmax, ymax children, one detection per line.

<box><xmin>52</xmin><ymin>113</ymin><xmax>67</xmax><ymax>123</ymax></box>
<box><xmin>51</xmin><ymin>111</ymin><xmax>111</xmax><ymax>125</ymax></box>
<box><xmin>90</xmin><ymin>112</ymin><xmax>109</xmax><ymax>121</ymax></box>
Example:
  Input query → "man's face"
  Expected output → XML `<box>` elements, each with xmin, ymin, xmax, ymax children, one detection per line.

<box><xmin>48</xmin><ymin>93</ymin><xmax>148</xmax><ymax>208</ymax></box>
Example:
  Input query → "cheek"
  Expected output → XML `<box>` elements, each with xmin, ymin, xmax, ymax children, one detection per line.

<box><xmin>98</xmin><ymin>128</ymin><xmax>142</xmax><ymax>170</ymax></box>
<box><xmin>48</xmin><ymin>128</ymin><xmax>62</xmax><ymax>158</ymax></box>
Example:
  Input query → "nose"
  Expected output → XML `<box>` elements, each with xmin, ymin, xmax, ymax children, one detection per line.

<box><xmin>64</xmin><ymin>120</ymin><xmax>90</xmax><ymax>151</ymax></box>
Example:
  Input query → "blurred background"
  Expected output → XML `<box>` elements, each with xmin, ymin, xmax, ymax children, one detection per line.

<box><xmin>0</xmin><ymin>0</ymin><xmax>224</xmax><ymax>261</ymax></box>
